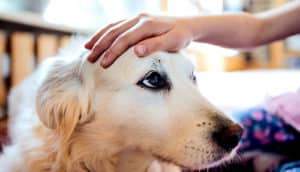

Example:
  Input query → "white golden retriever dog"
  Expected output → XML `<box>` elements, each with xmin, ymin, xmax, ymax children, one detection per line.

<box><xmin>0</xmin><ymin>48</ymin><xmax>242</xmax><ymax>172</ymax></box>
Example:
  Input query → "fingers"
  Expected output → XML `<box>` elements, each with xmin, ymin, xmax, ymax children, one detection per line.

<box><xmin>100</xmin><ymin>33</ymin><xmax>178</xmax><ymax>68</ymax></box>
<box><xmin>135</xmin><ymin>29</ymin><xmax>192</xmax><ymax>57</ymax></box>
<box><xmin>100</xmin><ymin>35</ymin><xmax>167</xmax><ymax>68</ymax></box>
<box><xmin>87</xmin><ymin>17</ymin><xmax>140</xmax><ymax>62</ymax></box>
<box><xmin>84</xmin><ymin>20</ymin><xmax>124</xmax><ymax>50</ymax></box>
<box><xmin>99</xmin><ymin>21</ymin><xmax>171</xmax><ymax>67</ymax></box>
<box><xmin>84</xmin><ymin>14</ymin><xmax>190</xmax><ymax>68</ymax></box>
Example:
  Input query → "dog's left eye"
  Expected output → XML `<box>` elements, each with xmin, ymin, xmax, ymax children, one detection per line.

<box><xmin>191</xmin><ymin>73</ymin><xmax>197</xmax><ymax>84</ymax></box>
<box><xmin>137</xmin><ymin>71</ymin><xmax>169</xmax><ymax>90</ymax></box>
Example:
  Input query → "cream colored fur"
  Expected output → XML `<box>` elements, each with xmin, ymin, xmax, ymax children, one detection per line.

<box><xmin>0</xmin><ymin>49</ymin><xmax>238</xmax><ymax>172</ymax></box>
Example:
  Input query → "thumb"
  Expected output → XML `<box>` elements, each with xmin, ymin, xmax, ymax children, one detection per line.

<box><xmin>134</xmin><ymin>35</ymin><xmax>171</xmax><ymax>57</ymax></box>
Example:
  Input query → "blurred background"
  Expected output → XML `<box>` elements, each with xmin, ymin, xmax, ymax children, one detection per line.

<box><xmin>0</xmin><ymin>0</ymin><xmax>299</xmax><ymax>116</ymax></box>
<box><xmin>0</xmin><ymin>0</ymin><xmax>300</xmax><ymax>171</ymax></box>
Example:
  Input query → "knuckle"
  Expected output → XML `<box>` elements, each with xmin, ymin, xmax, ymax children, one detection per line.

<box><xmin>96</xmin><ymin>36</ymin><xmax>109</xmax><ymax>47</ymax></box>
<box><xmin>107</xmin><ymin>22</ymin><xmax>116</xmax><ymax>28</ymax></box>
<box><xmin>105</xmin><ymin>49</ymin><xmax>115</xmax><ymax>57</ymax></box>
<box><xmin>148</xmin><ymin>41</ymin><xmax>160</xmax><ymax>52</ymax></box>
<box><xmin>138</xmin><ymin>13</ymin><xmax>149</xmax><ymax>18</ymax></box>
<box><xmin>94</xmin><ymin>43</ymin><xmax>103</xmax><ymax>50</ymax></box>
<box><xmin>107</xmin><ymin>27</ymin><xmax>118</xmax><ymax>36</ymax></box>
<box><xmin>119</xmin><ymin>35</ymin><xmax>130</xmax><ymax>44</ymax></box>
<box><xmin>114</xmin><ymin>42</ymin><xmax>126</xmax><ymax>52</ymax></box>
<box><xmin>143</xmin><ymin>19</ymin><xmax>155</xmax><ymax>27</ymax></box>
<box><xmin>112</xmin><ymin>41</ymin><xmax>125</xmax><ymax>52</ymax></box>
<box><xmin>92</xmin><ymin>40</ymin><xmax>104</xmax><ymax>50</ymax></box>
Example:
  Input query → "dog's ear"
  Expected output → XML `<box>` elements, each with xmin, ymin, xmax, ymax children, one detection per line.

<box><xmin>36</xmin><ymin>58</ymin><xmax>93</xmax><ymax>139</ymax></box>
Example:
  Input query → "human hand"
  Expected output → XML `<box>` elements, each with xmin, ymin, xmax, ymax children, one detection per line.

<box><xmin>85</xmin><ymin>14</ymin><xmax>193</xmax><ymax>68</ymax></box>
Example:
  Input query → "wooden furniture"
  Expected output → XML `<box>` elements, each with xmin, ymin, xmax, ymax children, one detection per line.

<box><xmin>0</xmin><ymin>31</ymin><xmax>6</xmax><ymax>108</ymax></box>
<box><xmin>37</xmin><ymin>34</ymin><xmax>58</xmax><ymax>63</ymax></box>
<box><xmin>11</xmin><ymin>32</ymin><xmax>35</xmax><ymax>86</ymax></box>
<box><xmin>270</xmin><ymin>41</ymin><xmax>285</xmax><ymax>68</ymax></box>
<box><xmin>0</xmin><ymin>11</ymin><xmax>91</xmax><ymax>114</ymax></box>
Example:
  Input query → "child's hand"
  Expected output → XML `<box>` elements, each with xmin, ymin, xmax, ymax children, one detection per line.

<box><xmin>85</xmin><ymin>14</ymin><xmax>193</xmax><ymax>68</ymax></box>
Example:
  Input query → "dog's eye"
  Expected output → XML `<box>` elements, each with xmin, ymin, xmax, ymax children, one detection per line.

<box><xmin>192</xmin><ymin>74</ymin><xmax>197</xmax><ymax>84</ymax></box>
<box><xmin>190</xmin><ymin>72</ymin><xmax>197</xmax><ymax>84</ymax></box>
<box><xmin>137</xmin><ymin>71</ymin><xmax>169</xmax><ymax>90</ymax></box>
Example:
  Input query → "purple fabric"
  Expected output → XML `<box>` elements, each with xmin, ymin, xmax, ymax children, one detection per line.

<box><xmin>265</xmin><ymin>89</ymin><xmax>300</xmax><ymax>132</ymax></box>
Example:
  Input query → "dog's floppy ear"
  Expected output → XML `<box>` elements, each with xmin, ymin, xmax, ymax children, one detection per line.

<box><xmin>36</xmin><ymin>58</ymin><xmax>93</xmax><ymax>139</ymax></box>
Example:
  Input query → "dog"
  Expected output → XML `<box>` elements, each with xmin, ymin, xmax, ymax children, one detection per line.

<box><xmin>0</xmin><ymin>48</ymin><xmax>243</xmax><ymax>172</ymax></box>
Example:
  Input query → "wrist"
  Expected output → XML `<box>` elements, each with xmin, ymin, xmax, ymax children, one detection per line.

<box><xmin>180</xmin><ymin>17</ymin><xmax>211</xmax><ymax>43</ymax></box>
<box><xmin>245</xmin><ymin>14</ymin><xmax>266</xmax><ymax>46</ymax></box>
<box><xmin>177</xmin><ymin>17</ymin><xmax>200</xmax><ymax>42</ymax></box>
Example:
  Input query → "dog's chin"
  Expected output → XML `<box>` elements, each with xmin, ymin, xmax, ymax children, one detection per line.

<box><xmin>197</xmin><ymin>151</ymin><xmax>235</xmax><ymax>170</ymax></box>
<box><xmin>202</xmin><ymin>146</ymin><xmax>239</xmax><ymax>169</ymax></box>
<box><xmin>153</xmin><ymin>147</ymin><xmax>238</xmax><ymax>171</ymax></box>
<box><xmin>153</xmin><ymin>154</ymin><xmax>190</xmax><ymax>170</ymax></box>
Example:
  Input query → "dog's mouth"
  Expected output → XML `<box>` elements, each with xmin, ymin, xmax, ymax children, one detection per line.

<box><xmin>153</xmin><ymin>147</ymin><xmax>237</xmax><ymax>171</ymax></box>
<box><xmin>153</xmin><ymin>154</ymin><xmax>190</xmax><ymax>169</ymax></box>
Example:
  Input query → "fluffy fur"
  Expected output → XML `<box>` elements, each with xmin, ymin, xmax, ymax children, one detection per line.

<box><xmin>0</xmin><ymin>49</ymin><xmax>240</xmax><ymax>172</ymax></box>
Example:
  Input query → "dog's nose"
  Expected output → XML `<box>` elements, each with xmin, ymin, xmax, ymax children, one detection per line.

<box><xmin>212</xmin><ymin>123</ymin><xmax>243</xmax><ymax>151</ymax></box>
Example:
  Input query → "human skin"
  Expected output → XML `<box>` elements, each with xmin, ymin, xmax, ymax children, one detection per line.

<box><xmin>85</xmin><ymin>1</ymin><xmax>300</xmax><ymax>68</ymax></box>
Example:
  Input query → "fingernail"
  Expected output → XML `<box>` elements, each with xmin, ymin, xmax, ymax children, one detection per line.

<box><xmin>100</xmin><ymin>54</ymin><xmax>109</xmax><ymax>67</ymax></box>
<box><xmin>87</xmin><ymin>55</ymin><xmax>94</xmax><ymax>62</ymax></box>
<box><xmin>135</xmin><ymin>45</ymin><xmax>146</xmax><ymax>56</ymax></box>
<box><xmin>100</xmin><ymin>58</ymin><xmax>107</xmax><ymax>66</ymax></box>
<box><xmin>84</xmin><ymin>42</ymin><xmax>92</xmax><ymax>49</ymax></box>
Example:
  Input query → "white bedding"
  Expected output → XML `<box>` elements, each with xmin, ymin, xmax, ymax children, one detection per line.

<box><xmin>197</xmin><ymin>70</ymin><xmax>300</xmax><ymax>111</ymax></box>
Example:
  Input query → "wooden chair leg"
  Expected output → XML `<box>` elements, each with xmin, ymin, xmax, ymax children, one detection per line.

<box><xmin>37</xmin><ymin>33</ymin><xmax>58</xmax><ymax>63</ymax></box>
<box><xmin>0</xmin><ymin>31</ymin><xmax>6</xmax><ymax>108</ymax></box>
<box><xmin>11</xmin><ymin>32</ymin><xmax>35</xmax><ymax>87</ymax></box>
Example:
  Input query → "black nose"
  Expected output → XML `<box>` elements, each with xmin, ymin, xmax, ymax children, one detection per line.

<box><xmin>212</xmin><ymin>123</ymin><xmax>243</xmax><ymax>151</ymax></box>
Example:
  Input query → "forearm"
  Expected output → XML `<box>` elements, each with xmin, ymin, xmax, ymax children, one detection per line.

<box><xmin>183</xmin><ymin>1</ymin><xmax>300</xmax><ymax>49</ymax></box>
<box><xmin>182</xmin><ymin>13</ymin><xmax>263</xmax><ymax>49</ymax></box>
<box><xmin>85</xmin><ymin>1</ymin><xmax>300</xmax><ymax>67</ymax></box>
<box><xmin>257</xmin><ymin>1</ymin><xmax>300</xmax><ymax>45</ymax></box>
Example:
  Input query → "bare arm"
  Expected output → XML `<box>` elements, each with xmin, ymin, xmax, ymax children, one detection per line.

<box><xmin>190</xmin><ymin>0</ymin><xmax>300</xmax><ymax>48</ymax></box>
<box><xmin>85</xmin><ymin>1</ymin><xmax>300</xmax><ymax>68</ymax></box>
<box><xmin>257</xmin><ymin>1</ymin><xmax>300</xmax><ymax>45</ymax></box>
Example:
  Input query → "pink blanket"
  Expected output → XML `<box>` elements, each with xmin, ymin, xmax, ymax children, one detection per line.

<box><xmin>265</xmin><ymin>89</ymin><xmax>300</xmax><ymax>132</ymax></box>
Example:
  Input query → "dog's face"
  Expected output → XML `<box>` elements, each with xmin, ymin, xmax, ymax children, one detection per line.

<box><xmin>37</xmin><ymin>49</ymin><xmax>242</xmax><ymax>170</ymax></box>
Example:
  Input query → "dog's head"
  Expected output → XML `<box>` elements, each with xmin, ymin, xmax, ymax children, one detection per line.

<box><xmin>36</xmin><ymin>49</ymin><xmax>242</xmax><ymax>170</ymax></box>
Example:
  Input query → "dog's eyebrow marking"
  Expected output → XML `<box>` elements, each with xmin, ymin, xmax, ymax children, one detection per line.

<box><xmin>150</xmin><ymin>62</ymin><xmax>159</xmax><ymax>69</ymax></box>
<box><xmin>150</xmin><ymin>58</ymin><xmax>162</xmax><ymax>68</ymax></box>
